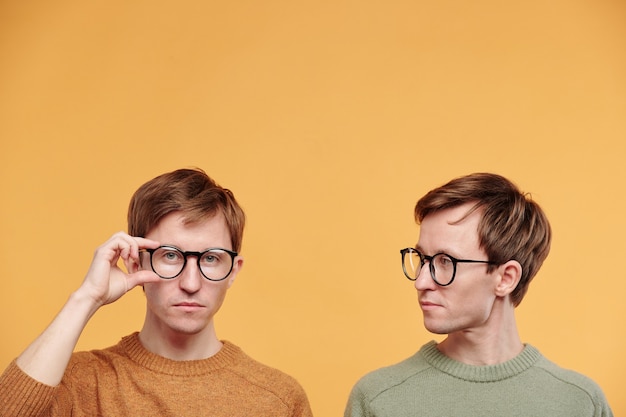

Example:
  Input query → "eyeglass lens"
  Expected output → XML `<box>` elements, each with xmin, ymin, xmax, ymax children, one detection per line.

<box><xmin>402</xmin><ymin>249</ymin><xmax>455</xmax><ymax>286</ymax></box>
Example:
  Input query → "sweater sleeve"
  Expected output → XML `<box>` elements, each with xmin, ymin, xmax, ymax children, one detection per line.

<box><xmin>289</xmin><ymin>384</ymin><xmax>315</xmax><ymax>417</ymax></box>
<box><xmin>344</xmin><ymin>384</ymin><xmax>370</xmax><ymax>417</ymax></box>
<box><xmin>593</xmin><ymin>384</ymin><xmax>614</xmax><ymax>417</ymax></box>
<box><xmin>0</xmin><ymin>360</ymin><xmax>56</xmax><ymax>417</ymax></box>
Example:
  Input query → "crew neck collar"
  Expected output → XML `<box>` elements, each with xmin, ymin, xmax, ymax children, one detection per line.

<box><xmin>120</xmin><ymin>332</ymin><xmax>241</xmax><ymax>376</ymax></box>
<box><xmin>420</xmin><ymin>340</ymin><xmax>541</xmax><ymax>382</ymax></box>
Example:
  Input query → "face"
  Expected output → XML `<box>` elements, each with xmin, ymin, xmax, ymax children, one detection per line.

<box><xmin>140</xmin><ymin>211</ymin><xmax>243</xmax><ymax>337</ymax></box>
<box><xmin>414</xmin><ymin>203</ymin><xmax>500</xmax><ymax>335</ymax></box>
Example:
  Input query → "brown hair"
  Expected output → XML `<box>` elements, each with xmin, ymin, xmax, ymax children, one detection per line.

<box><xmin>414</xmin><ymin>173</ymin><xmax>551</xmax><ymax>306</ymax></box>
<box><xmin>128</xmin><ymin>168</ymin><xmax>245</xmax><ymax>252</ymax></box>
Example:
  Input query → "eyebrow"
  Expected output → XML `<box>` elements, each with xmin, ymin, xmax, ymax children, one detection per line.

<box><xmin>415</xmin><ymin>245</ymin><xmax>460</xmax><ymax>258</ymax></box>
<box><xmin>159</xmin><ymin>244</ymin><xmax>230</xmax><ymax>253</ymax></box>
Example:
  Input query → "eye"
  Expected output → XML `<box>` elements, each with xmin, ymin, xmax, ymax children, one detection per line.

<box><xmin>155</xmin><ymin>248</ymin><xmax>183</xmax><ymax>264</ymax></box>
<box><xmin>200</xmin><ymin>250</ymin><xmax>226</xmax><ymax>265</ymax></box>
<box><xmin>203</xmin><ymin>254</ymin><xmax>218</xmax><ymax>263</ymax></box>
<box><xmin>434</xmin><ymin>254</ymin><xmax>454</xmax><ymax>269</ymax></box>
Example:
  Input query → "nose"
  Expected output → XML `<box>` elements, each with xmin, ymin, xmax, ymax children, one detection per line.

<box><xmin>414</xmin><ymin>261</ymin><xmax>435</xmax><ymax>291</ymax></box>
<box><xmin>178</xmin><ymin>257</ymin><xmax>203</xmax><ymax>293</ymax></box>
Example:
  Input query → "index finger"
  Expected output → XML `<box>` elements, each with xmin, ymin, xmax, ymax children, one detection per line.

<box><xmin>129</xmin><ymin>236</ymin><xmax>161</xmax><ymax>259</ymax></box>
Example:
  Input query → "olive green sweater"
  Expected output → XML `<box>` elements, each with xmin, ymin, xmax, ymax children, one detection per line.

<box><xmin>345</xmin><ymin>341</ymin><xmax>612</xmax><ymax>417</ymax></box>
<box><xmin>0</xmin><ymin>333</ymin><xmax>313</xmax><ymax>417</ymax></box>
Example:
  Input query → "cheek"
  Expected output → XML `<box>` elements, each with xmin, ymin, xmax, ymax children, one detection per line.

<box><xmin>143</xmin><ymin>281</ymin><xmax>169</xmax><ymax>303</ymax></box>
<box><xmin>451</xmin><ymin>280</ymin><xmax>496</xmax><ymax>312</ymax></box>
<box><xmin>200</xmin><ymin>284</ymin><xmax>230</xmax><ymax>313</ymax></box>
<box><xmin>226</xmin><ymin>276</ymin><xmax>236</xmax><ymax>289</ymax></box>
<box><xmin>206</xmin><ymin>281</ymin><xmax>231</xmax><ymax>298</ymax></box>
<box><xmin>464</xmin><ymin>289</ymin><xmax>497</xmax><ymax>318</ymax></box>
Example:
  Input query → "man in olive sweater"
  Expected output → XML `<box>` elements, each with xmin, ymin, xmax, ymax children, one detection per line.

<box><xmin>0</xmin><ymin>168</ymin><xmax>312</xmax><ymax>417</ymax></box>
<box><xmin>345</xmin><ymin>173</ymin><xmax>612</xmax><ymax>417</ymax></box>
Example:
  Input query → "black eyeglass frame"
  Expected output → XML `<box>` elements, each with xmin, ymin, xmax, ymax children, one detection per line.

<box><xmin>142</xmin><ymin>245</ymin><xmax>238</xmax><ymax>281</ymax></box>
<box><xmin>400</xmin><ymin>247</ymin><xmax>497</xmax><ymax>286</ymax></box>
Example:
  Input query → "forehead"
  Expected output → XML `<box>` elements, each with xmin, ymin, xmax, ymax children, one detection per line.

<box><xmin>146</xmin><ymin>211</ymin><xmax>232</xmax><ymax>249</ymax></box>
<box><xmin>417</xmin><ymin>203</ymin><xmax>483</xmax><ymax>254</ymax></box>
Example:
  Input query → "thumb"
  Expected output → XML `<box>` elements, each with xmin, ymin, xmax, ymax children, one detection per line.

<box><xmin>125</xmin><ymin>270</ymin><xmax>162</xmax><ymax>291</ymax></box>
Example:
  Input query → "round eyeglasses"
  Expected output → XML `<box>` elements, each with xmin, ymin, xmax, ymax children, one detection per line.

<box><xmin>400</xmin><ymin>247</ymin><xmax>496</xmax><ymax>286</ymax></box>
<box><xmin>142</xmin><ymin>246</ymin><xmax>238</xmax><ymax>281</ymax></box>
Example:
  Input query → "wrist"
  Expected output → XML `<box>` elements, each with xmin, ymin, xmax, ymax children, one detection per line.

<box><xmin>67</xmin><ymin>288</ymin><xmax>103</xmax><ymax>320</ymax></box>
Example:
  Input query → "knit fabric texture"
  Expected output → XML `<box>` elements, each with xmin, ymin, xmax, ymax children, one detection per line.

<box><xmin>345</xmin><ymin>341</ymin><xmax>613</xmax><ymax>417</ymax></box>
<box><xmin>0</xmin><ymin>333</ymin><xmax>313</xmax><ymax>417</ymax></box>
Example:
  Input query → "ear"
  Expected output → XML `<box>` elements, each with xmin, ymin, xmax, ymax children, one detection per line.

<box><xmin>227</xmin><ymin>256</ymin><xmax>244</xmax><ymax>288</ymax></box>
<box><xmin>495</xmin><ymin>260</ymin><xmax>522</xmax><ymax>298</ymax></box>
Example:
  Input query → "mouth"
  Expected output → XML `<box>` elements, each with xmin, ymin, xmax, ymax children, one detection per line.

<box><xmin>419</xmin><ymin>300</ymin><xmax>442</xmax><ymax>310</ymax></box>
<box><xmin>173</xmin><ymin>302</ymin><xmax>205</xmax><ymax>311</ymax></box>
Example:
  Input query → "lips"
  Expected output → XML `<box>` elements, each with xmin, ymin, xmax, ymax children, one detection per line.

<box><xmin>173</xmin><ymin>302</ymin><xmax>205</xmax><ymax>311</ymax></box>
<box><xmin>419</xmin><ymin>300</ymin><xmax>442</xmax><ymax>310</ymax></box>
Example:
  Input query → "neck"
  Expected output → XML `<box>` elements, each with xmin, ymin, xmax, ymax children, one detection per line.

<box><xmin>438</xmin><ymin>300</ymin><xmax>523</xmax><ymax>365</ymax></box>
<box><xmin>138</xmin><ymin>322</ymin><xmax>222</xmax><ymax>361</ymax></box>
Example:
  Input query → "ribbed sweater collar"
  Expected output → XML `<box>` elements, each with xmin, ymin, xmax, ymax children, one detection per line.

<box><xmin>119</xmin><ymin>332</ymin><xmax>242</xmax><ymax>377</ymax></box>
<box><xmin>419</xmin><ymin>340</ymin><xmax>542</xmax><ymax>382</ymax></box>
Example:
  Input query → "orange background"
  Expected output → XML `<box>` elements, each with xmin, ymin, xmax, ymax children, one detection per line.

<box><xmin>1</xmin><ymin>1</ymin><xmax>625</xmax><ymax>415</ymax></box>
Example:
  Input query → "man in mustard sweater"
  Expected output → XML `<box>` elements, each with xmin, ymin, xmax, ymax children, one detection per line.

<box><xmin>345</xmin><ymin>173</ymin><xmax>613</xmax><ymax>417</ymax></box>
<box><xmin>0</xmin><ymin>168</ymin><xmax>313</xmax><ymax>417</ymax></box>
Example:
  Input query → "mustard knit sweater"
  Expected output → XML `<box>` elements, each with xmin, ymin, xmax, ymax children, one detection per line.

<box><xmin>0</xmin><ymin>333</ymin><xmax>313</xmax><ymax>417</ymax></box>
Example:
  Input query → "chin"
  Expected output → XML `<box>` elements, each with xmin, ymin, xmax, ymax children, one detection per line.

<box><xmin>167</xmin><ymin>320</ymin><xmax>209</xmax><ymax>336</ymax></box>
<box><xmin>423</xmin><ymin>321</ymin><xmax>453</xmax><ymax>335</ymax></box>
<box><xmin>426</xmin><ymin>328</ymin><xmax>449</xmax><ymax>335</ymax></box>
